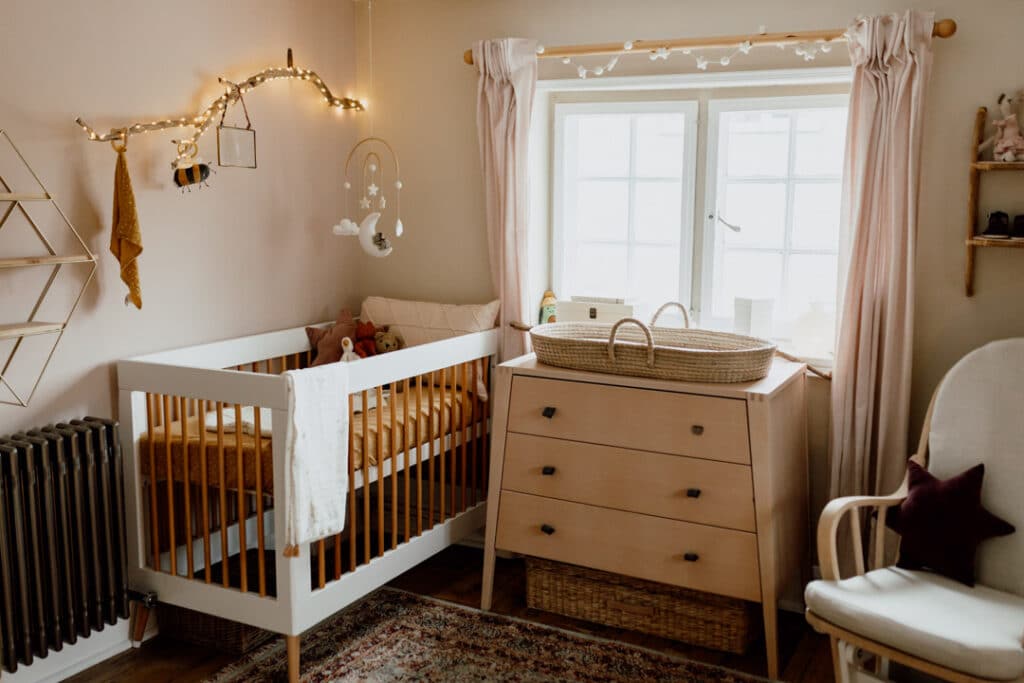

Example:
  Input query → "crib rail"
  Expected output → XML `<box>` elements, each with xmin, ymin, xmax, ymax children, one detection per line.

<box><xmin>118</xmin><ymin>327</ymin><xmax>498</xmax><ymax>633</ymax></box>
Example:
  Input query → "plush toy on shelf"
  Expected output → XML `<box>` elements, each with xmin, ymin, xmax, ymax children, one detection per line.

<box><xmin>374</xmin><ymin>326</ymin><xmax>405</xmax><ymax>354</ymax></box>
<box><xmin>979</xmin><ymin>92</ymin><xmax>1024</xmax><ymax>162</ymax></box>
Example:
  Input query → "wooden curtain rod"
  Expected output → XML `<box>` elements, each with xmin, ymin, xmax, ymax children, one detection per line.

<box><xmin>462</xmin><ymin>18</ymin><xmax>956</xmax><ymax>65</ymax></box>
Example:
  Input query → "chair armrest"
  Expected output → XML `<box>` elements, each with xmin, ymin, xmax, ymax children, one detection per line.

<box><xmin>817</xmin><ymin>490</ymin><xmax>907</xmax><ymax>581</ymax></box>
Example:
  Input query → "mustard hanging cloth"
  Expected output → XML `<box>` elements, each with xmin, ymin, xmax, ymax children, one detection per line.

<box><xmin>109</xmin><ymin>139</ymin><xmax>143</xmax><ymax>309</ymax></box>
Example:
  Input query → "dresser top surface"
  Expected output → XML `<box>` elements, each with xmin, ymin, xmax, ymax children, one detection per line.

<box><xmin>500</xmin><ymin>354</ymin><xmax>805</xmax><ymax>400</ymax></box>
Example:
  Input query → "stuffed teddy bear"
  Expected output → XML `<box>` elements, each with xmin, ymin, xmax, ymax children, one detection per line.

<box><xmin>374</xmin><ymin>326</ymin><xmax>405</xmax><ymax>354</ymax></box>
<box><xmin>979</xmin><ymin>92</ymin><xmax>1024</xmax><ymax>162</ymax></box>
<box><xmin>353</xmin><ymin>320</ymin><xmax>378</xmax><ymax>358</ymax></box>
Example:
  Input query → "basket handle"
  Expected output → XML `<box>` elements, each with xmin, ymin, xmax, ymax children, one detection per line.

<box><xmin>650</xmin><ymin>302</ymin><xmax>690</xmax><ymax>329</ymax></box>
<box><xmin>607</xmin><ymin>318</ymin><xmax>655</xmax><ymax>368</ymax></box>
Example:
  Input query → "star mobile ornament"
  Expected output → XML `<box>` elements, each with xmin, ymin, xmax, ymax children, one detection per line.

<box><xmin>333</xmin><ymin>137</ymin><xmax>404</xmax><ymax>256</ymax></box>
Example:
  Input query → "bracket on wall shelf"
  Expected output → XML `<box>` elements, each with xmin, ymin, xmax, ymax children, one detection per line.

<box><xmin>74</xmin><ymin>48</ymin><xmax>364</xmax><ymax>150</ymax></box>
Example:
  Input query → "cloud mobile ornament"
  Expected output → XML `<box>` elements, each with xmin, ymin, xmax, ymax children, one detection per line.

<box><xmin>333</xmin><ymin>136</ymin><xmax>404</xmax><ymax>257</ymax></box>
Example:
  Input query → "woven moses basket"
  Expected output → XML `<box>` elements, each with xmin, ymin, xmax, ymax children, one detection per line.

<box><xmin>530</xmin><ymin>302</ymin><xmax>776</xmax><ymax>383</ymax></box>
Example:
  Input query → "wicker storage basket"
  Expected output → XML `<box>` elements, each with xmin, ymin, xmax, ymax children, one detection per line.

<box><xmin>530</xmin><ymin>303</ymin><xmax>776</xmax><ymax>384</ymax></box>
<box><xmin>525</xmin><ymin>557</ymin><xmax>760</xmax><ymax>654</ymax></box>
<box><xmin>158</xmin><ymin>602</ymin><xmax>274</xmax><ymax>654</ymax></box>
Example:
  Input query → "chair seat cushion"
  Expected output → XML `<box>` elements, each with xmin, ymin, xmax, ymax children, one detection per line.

<box><xmin>806</xmin><ymin>568</ymin><xmax>1024</xmax><ymax>680</ymax></box>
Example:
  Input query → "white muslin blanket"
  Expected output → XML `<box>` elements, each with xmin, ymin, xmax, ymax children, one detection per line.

<box><xmin>282</xmin><ymin>362</ymin><xmax>349</xmax><ymax>556</ymax></box>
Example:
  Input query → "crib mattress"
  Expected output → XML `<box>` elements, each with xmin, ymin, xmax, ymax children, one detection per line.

<box><xmin>139</xmin><ymin>392</ymin><xmax>470</xmax><ymax>494</ymax></box>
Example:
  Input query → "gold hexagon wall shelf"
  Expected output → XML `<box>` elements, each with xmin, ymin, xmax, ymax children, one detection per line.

<box><xmin>0</xmin><ymin>129</ymin><xmax>97</xmax><ymax>407</ymax></box>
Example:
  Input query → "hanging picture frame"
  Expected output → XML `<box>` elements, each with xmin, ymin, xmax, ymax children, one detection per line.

<box><xmin>217</xmin><ymin>82</ymin><xmax>257</xmax><ymax>168</ymax></box>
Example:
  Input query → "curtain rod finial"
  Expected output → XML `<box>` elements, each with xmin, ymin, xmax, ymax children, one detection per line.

<box><xmin>933</xmin><ymin>18</ymin><xmax>956</xmax><ymax>38</ymax></box>
<box><xmin>463</xmin><ymin>49</ymin><xmax>474</xmax><ymax>65</ymax></box>
<box><xmin>287</xmin><ymin>48</ymin><xmax>294</xmax><ymax>68</ymax></box>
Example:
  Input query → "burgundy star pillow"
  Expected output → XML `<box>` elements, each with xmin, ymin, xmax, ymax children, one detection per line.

<box><xmin>306</xmin><ymin>308</ymin><xmax>356</xmax><ymax>366</ymax></box>
<box><xmin>886</xmin><ymin>460</ymin><xmax>1015</xmax><ymax>586</ymax></box>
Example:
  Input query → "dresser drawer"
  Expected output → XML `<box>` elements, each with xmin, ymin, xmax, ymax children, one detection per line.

<box><xmin>502</xmin><ymin>433</ymin><xmax>755</xmax><ymax>531</ymax></box>
<box><xmin>506</xmin><ymin>376</ymin><xmax>750</xmax><ymax>464</ymax></box>
<box><xmin>496</xmin><ymin>491</ymin><xmax>761</xmax><ymax>602</ymax></box>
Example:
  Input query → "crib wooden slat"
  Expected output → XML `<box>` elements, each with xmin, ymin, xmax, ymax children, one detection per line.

<box><xmin>146</xmin><ymin>394</ymin><xmax>160</xmax><ymax>569</ymax></box>
<box><xmin>362</xmin><ymin>390</ymin><xmax>370</xmax><ymax>565</ymax></box>
<box><xmin>376</xmin><ymin>385</ymin><xmax>384</xmax><ymax>556</ymax></box>
<box><xmin>390</xmin><ymin>381</ymin><xmax>398</xmax><ymax>551</ymax></box>
<box><xmin>216</xmin><ymin>403</ymin><xmax>229</xmax><ymax>587</ymax></box>
<box><xmin>163</xmin><ymin>394</ymin><xmax>177</xmax><ymax>576</ymax></box>
<box><xmin>405</xmin><ymin>378</ymin><xmax>412</xmax><ymax>542</ymax></box>
<box><xmin>318</xmin><ymin>539</ymin><xmax>326</xmax><ymax>589</ymax></box>
<box><xmin>439</xmin><ymin>368</ymin><xmax>447</xmax><ymax>524</ymax></box>
<box><xmin>471</xmin><ymin>361</ymin><xmax>479</xmax><ymax>506</ymax></box>
<box><xmin>426</xmin><ymin>375</ymin><xmax>434</xmax><ymax>532</ymax></box>
<box><xmin>198</xmin><ymin>399</ymin><xmax>212</xmax><ymax>583</ymax></box>
<box><xmin>180</xmin><ymin>397</ymin><xmax>194</xmax><ymax>579</ymax></box>
<box><xmin>461</xmin><ymin>363</ymin><xmax>469</xmax><ymax>513</ymax></box>
<box><xmin>233</xmin><ymin>404</ymin><xmax>247</xmax><ymax>593</ymax></box>
<box><xmin>348</xmin><ymin>395</ymin><xmax>356</xmax><ymax>573</ymax></box>
<box><xmin>449</xmin><ymin>367</ymin><xmax>457</xmax><ymax>517</ymax></box>
<box><xmin>253</xmin><ymin>407</ymin><xmax>266</xmax><ymax>596</ymax></box>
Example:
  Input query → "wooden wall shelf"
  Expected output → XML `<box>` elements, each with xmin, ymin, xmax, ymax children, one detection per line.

<box><xmin>964</xmin><ymin>107</ymin><xmax>1024</xmax><ymax>296</ymax></box>
<box><xmin>0</xmin><ymin>128</ymin><xmax>97</xmax><ymax>407</ymax></box>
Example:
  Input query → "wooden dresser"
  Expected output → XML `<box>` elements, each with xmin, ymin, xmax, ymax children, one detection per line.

<box><xmin>481</xmin><ymin>354</ymin><xmax>808</xmax><ymax>679</ymax></box>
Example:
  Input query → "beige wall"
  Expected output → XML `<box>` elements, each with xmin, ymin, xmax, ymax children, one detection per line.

<box><xmin>0</xmin><ymin>0</ymin><xmax>361</xmax><ymax>433</ymax></box>
<box><xmin>355</xmin><ymin>0</ymin><xmax>1024</xmax><ymax>512</ymax></box>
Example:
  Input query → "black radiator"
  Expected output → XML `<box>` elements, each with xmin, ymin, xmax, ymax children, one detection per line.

<box><xmin>0</xmin><ymin>417</ymin><xmax>128</xmax><ymax>674</ymax></box>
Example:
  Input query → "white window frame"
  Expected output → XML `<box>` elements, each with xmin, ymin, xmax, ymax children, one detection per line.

<box><xmin>700</xmin><ymin>93</ymin><xmax>849</xmax><ymax>355</ymax></box>
<box><xmin>551</xmin><ymin>100</ymin><xmax>699</xmax><ymax>315</ymax></box>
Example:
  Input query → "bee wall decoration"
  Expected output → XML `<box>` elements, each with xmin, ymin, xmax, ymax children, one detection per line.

<box><xmin>170</xmin><ymin>140</ymin><xmax>213</xmax><ymax>192</ymax></box>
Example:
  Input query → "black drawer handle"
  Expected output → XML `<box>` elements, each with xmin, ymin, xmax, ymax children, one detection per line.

<box><xmin>683</xmin><ymin>552</ymin><xmax>700</xmax><ymax>562</ymax></box>
<box><xmin>540</xmin><ymin>524</ymin><xmax>556</xmax><ymax>535</ymax></box>
<box><xmin>691</xmin><ymin>425</ymin><xmax>704</xmax><ymax>436</ymax></box>
<box><xmin>541</xmin><ymin>466</ymin><xmax>556</xmax><ymax>476</ymax></box>
<box><xmin>542</xmin><ymin>406</ymin><xmax>557</xmax><ymax>419</ymax></box>
<box><xmin>685</xmin><ymin>488</ymin><xmax>702</xmax><ymax>499</ymax></box>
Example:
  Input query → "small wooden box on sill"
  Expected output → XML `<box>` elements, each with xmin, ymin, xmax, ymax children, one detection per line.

<box><xmin>480</xmin><ymin>353</ymin><xmax>809</xmax><ymax>680</ymax></box>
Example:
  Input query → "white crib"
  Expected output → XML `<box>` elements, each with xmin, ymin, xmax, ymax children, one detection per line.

<box><xmin>116</xmin><ymin>323</ymin><xmax>499</xmax><ymax>681</ymax></box>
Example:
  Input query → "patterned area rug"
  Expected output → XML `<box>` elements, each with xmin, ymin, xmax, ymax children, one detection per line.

<box><xmin>205</xmin><ymin>588</ymin><xmax>769</xmax><ymax>682</ymax></box>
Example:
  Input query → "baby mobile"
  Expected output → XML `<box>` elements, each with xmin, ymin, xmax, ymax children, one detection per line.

<box><xmin>331</xmin><ymin>0</ymin><xmax>405</xmax><ymax>258</ymax></box>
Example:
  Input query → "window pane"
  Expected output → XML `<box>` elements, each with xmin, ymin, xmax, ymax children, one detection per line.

<box><xmin>723</xmin><ymin>111</ymin><xmax>790</xmax><ymax>177</ymax></box>
<box><xmin>575</xmin><ymin>115</ymin><xmax>630</xmax><ymax>177</ymax></box>
<box><xmin>721</xmin><ymin>182</ymin><xmax>786</xmax><ymax>248</ymax></box>
<box><xmin>569</xmin><ymin>243</ymin><xmax>628</xmax><ymax>299</ymax></box>
<box><xmin>636</xmin><ymin>113</ymin><xmax>685</xmax><ymax>178</ymax></box>
<box><xmin>574</xmin><ymin>180</ymin><xmax>628</xmax><ymax>241</ymax></box>
<box><xmin>634</xmin><ymin>181</ymin><xmax>682</xmax><ymax>243</ymax></box>
<box><xmin>784</xmin><ymin>254</ymin><xmax>838</xmax><ymax>357</ymax></box>
<box><xmin>795</xmin><ymin>108</ymin><xmax>847</xmax><ymax>176</ymax></box>
<box><xmin>713</xmin><ymin>251</ymin><xmax>783</xmax><ymax>321</ymax></box>
<box><xmin>630</xmin><ymin>245</ymin><xmax>680</xmax><ymax>319</ymax></box>
<box><xmin>791</xmin><ymin>182</ymin><xmax>842</xmax><ymax>251</ymax></box>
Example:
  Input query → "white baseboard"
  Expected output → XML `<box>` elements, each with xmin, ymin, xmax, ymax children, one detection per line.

<box><xmin>6</xmin><ymin>617</ymin><xmax>158</xmax><ymax>683</ymax></box>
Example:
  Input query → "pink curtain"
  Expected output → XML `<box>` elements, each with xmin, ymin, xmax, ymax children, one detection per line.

<box><xmin>473</xmin><ymin>38</ymin><xmax>537</xmax><ymax>360</ymax></box>
<box><xmin>830</xmin><ymin>10</ymin><xmax>934</xmax><ymax>500</ymax></box>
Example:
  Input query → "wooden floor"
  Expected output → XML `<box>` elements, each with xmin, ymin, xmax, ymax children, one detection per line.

<box><xmin>70</xmin><ymin>545</ymin><xmax>834</xmax><ymax>682</ymax></box>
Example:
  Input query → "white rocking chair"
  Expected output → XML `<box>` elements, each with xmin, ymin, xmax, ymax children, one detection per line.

<box><xmin>805</xmin><ymin>339</ymin><xmax>1024</xmax><ymax>683</ymax></box>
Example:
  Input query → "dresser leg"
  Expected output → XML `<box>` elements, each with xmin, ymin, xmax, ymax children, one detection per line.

<box><xmin>286</xmin><ymin>634</ymin><xmax>300</xmax><ymax>683</ymax></box>
<box><xmin>762</xmin><ymin>599</ymin><xmax>779</xmax><ymax>679</ymax></box>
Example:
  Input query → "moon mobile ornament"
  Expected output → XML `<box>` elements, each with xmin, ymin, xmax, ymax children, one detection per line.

<box><xmin>333</xmin><ymin>137</ymin><xmax>403</xmax><ymax>256</ymax></box>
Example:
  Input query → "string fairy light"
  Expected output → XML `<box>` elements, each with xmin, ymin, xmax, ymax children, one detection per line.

<box><xmin>553</xmin><ymin>25</ymin><xmax>839</xmax><ymax>79</ymax></box>
<box><xmin>75</xmin><ymin>49</ymin><xmax>363</xmax><ymax>151</ymax></box>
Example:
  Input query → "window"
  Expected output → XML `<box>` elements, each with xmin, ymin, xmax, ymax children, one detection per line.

<box><xmin>549</xmin><ymin>91</ymin><xmax>848</xmax><ymax>361</ymax></box>
<box><xmin>702</xmin><ymin>96</ymin><xmax>848</xmax><ymax>360</ymax></box>
<box><xmin>553</xmin><ymin>101</ymin><xmax>698</xmax><ymax>321</ymax></box>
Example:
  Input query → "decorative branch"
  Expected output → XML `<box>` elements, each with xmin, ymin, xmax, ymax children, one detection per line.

<box><xmin>75</xmin><ymin>48</ymin><xmax>363</xmax><ymax>147</ymax></box>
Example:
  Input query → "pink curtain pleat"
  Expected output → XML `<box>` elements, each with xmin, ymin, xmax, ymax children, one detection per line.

<box><xmin>473</xmin><ymin>38</ymin><xmax>537</xmax><ymax>360</ymax></box>
<box><xmin>830</xmin><ymin>10</ymin><xmax>934</xmax><ymax>500</ymax></box>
